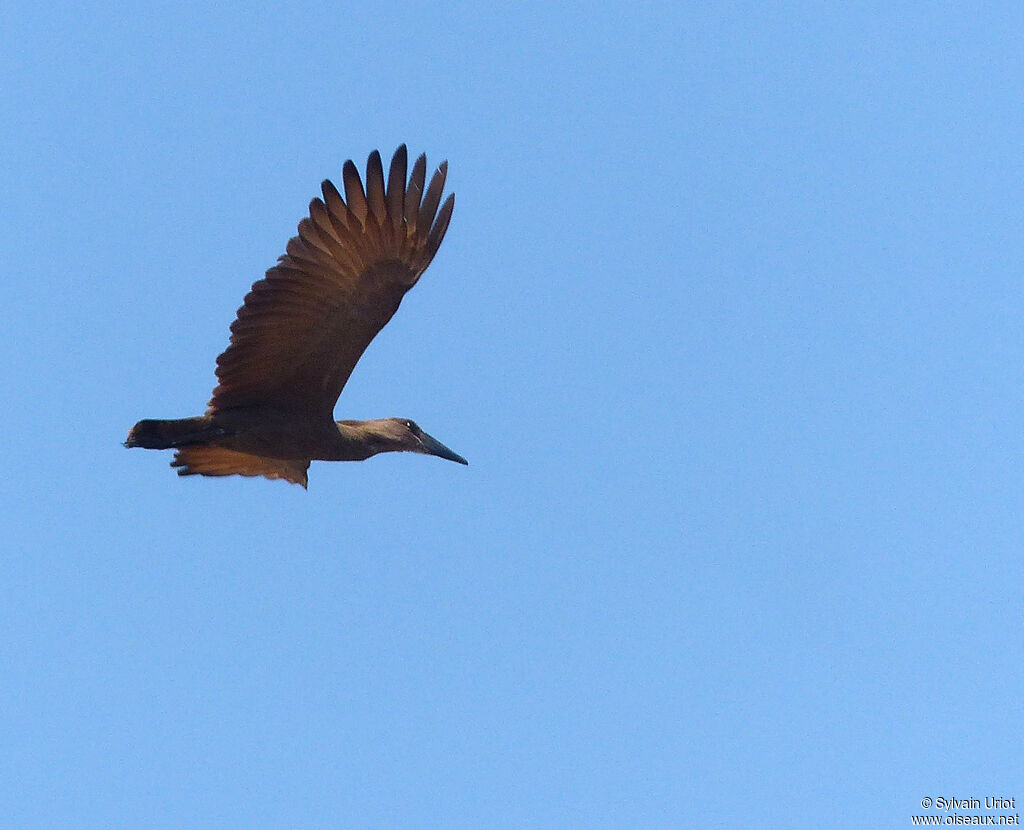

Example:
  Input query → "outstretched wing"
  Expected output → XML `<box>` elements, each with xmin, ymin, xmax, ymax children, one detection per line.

<box><xmin>208</xmin><ymin>145</ymin><xmax>455</xmax><ymax>417</ymax></box>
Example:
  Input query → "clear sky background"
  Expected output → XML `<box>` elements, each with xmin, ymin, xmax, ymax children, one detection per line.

<box><xmin>2</xmin><ymin>2</ymin><xmax>1022</xmax><ymax>828</ymax></box>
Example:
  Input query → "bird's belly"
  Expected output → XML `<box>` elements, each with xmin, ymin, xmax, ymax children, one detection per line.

<box><xmin>209</xmin><ymin>408</ymin><xmax>336</xmax><ymax>460</ymax></box>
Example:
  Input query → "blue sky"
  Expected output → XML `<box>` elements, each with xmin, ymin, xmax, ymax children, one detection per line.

<box><xmin>3</xmin><ymin>2</ymin><xmax>1023</xmax><ymax>827</ymax></box>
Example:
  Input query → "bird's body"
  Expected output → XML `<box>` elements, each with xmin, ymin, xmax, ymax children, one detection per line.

<box><xmin>126</xmin><ymin>146</ymin><xmax>466</xmax><ymax>488</ymax></box>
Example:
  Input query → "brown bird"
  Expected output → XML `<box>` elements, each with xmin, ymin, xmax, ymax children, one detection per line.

<box><xmin>125</xmin><ymin>145</ymin><xmax>466</xmax><ymax>488</ymax></box>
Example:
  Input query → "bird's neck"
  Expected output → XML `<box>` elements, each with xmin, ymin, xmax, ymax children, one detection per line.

<box><xmin>326</xmin><ymin>420</ymin><xmax>378</xmax><ymax>462</ymax></box>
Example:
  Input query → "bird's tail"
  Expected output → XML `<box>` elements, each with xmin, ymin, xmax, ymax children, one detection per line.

<box><xmin>124</xmin><ymin>417</ymin><xmax>220</xmax><ymax>450</ymax></box>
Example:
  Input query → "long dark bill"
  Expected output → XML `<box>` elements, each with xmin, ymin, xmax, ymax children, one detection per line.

<box><xmin>419</xmin><ymin>431</ymin><xmax>468</xmax><ymax>465</ymax></box>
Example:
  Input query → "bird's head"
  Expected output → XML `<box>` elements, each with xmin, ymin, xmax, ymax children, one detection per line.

<box><xmin>339</xmin><ymin>418</ymin><xmax>468</xmax><ymax>465</ymax></box>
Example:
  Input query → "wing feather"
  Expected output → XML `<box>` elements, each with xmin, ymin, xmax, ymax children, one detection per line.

<box><xmin>171</xmin><ymin>447</ymin><xmax>310</xmax><ymax>487</ymax></box>
<box><xmin>365</xmin><ymin>150</ymin><xmax>387</xmax><ymax>227</ymax></box>
<box><xmin>405</xmin><ymin>153</ymin><xmax>427</xmax><ymax>225</ymax></box>
<box><xmin>342</xmin><ymin>160</ymin><xmax>368</xmax><ymax>227</ymax></box>
<box><xmin>320</xmin><ymin>179</ymin><xmax>349</xmax><ymax>227</ymax></box>
<box><xmin>207</xmin><ymin>146</ymin><xmax>454</xmax><ymax>417</ymax></box>
<box><xmin>386</xmin><ymin>145</ymin><xmax>407</xmax><ymax>236</ymax></box>
<box><xmin>425</xmin><ymin>194</ymin><xmax>456</xmax><ymax>269</ymax></box>
<box><xmin>418</xmin><ymin>160</ymin><xmax>448</xmax><ymax>239</ymax></box>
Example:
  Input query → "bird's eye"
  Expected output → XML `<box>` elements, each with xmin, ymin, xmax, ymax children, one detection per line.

<box><xmin>405</xmin><ymin>421</ymin><xmax>415</xmax><ymax>431</ymax></box>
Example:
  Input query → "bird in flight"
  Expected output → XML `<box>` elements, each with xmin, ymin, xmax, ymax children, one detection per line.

<box><xmin>125</xmin><ymin>145</ymin><xmax>466</xmax><ymax>488</ymax></box>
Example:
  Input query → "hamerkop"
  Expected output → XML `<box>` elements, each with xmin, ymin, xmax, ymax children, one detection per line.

<box><xmin>125</xmin><ymin>145</ymin><xmax>466</xmax><ymax>488</ymax></box>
